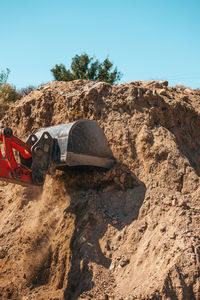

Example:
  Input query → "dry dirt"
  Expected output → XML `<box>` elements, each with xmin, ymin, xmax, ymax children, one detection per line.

<box><xmin>0</xmin><ymin>79</ymin><xmax>200</xmax><ymax>300</ymax></box>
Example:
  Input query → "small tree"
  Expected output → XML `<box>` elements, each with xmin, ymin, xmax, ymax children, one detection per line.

<box><xmin>51</xmin><ymin>53</ymin><xmax>122</xmax><ymax>84</ymax></box>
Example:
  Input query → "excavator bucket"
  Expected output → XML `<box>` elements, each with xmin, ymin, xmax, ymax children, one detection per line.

<box><xmin>0</xmin><ymin>120</ymin><xmax>115</xmax><ymax>186</ymax></box>
<box><xmin>31</xmin><ymin>119</ymin><xmax>115</xmax><ymax>169</ymax></box>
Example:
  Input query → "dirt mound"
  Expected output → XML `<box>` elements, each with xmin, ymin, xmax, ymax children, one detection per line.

<box><xmin>0</xmin><ymin>80</ymin><xmax>200</xmax><ymax>299</ymax></box>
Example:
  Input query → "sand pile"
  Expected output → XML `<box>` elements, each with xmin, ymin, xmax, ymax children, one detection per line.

<box><xmin>0</xmin><ymin>79</ymin><xmax>200</xmax><ymax>299</ymax></box>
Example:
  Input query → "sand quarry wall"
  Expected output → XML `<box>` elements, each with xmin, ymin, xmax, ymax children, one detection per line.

<box><xmin>0</xmin><ymin>80</ymin><xmax>200</xmax><ymax>299</ymax></box>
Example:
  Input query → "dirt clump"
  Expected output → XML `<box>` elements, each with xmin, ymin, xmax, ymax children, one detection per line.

<box><xmin>0</xmin><ymin>79</ymin><xmax>200</xmax><ymax>299</ymax></box>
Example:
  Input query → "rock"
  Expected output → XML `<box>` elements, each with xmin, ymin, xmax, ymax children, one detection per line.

<box><xmin>143</xmin><ymin>80</ymin><xmax>168</xmax><ymax>89</ymax></box>
<box><xmin>109</xmin><ymin>264</ymin><xmax>115</xmax><ymax>270</ymax></box>
<box><xmin>180</xmin><ymin>95</ymin><xmax>189</xmax><ymax>102</ymax></box>
<box><xmin>160</xmin><ymin>80</ymin><xmax>168</xmax><ymax>87</ymax></box>
<box><xmin>0</xmin><ymin>247</ymin><xmax>7</xmax><ymax>259</ymax></box>
<box><xmin>159</xmin><ymin>89</ymin><xmax>168</xmax><ymax>96</ymax></box>
<box><xmin>103</xmin><ymin>185</ymin><xmax>116</xmax><ymax>193</ymax></box>
<box><xmin>119</xmin><ymin>173</ymin><xmax>126</xmax><ymax>184</ymax></box>
<box><xmin>172</xmin><ymin>199</ymin><xmax>178</xmax><ymax>206</ymax></box>
<box><xmin>153</xmin><ymin>89</ymin><xmax>157</xmax><ymax>95</ymax></box>
<box><xmin>43</xmin><ymin>85</ymin><xmax>50</xmax><ymax>90</ymax></box>
<box><xmin>119</xmin><ymin>257</ymin><xmax>130</xmax><ymax>267</ymax></box>
<box><xmin>185</xmin><ymin>88</ymin><xmax>193</xmax><ymax>94</ymax></box>
<box><xmin>160</xmin><ymin>224</ymin><xmax>166</xmax><ymax>232</ymax></box>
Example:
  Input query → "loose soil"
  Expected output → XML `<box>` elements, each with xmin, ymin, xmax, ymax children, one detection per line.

<box><xmin>0</xmin><ymin>80</ymin><xmax>200</xmax><ymax>299</ymax></box>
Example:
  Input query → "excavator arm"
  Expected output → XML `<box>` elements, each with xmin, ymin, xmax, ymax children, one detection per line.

<box><xmin>0</xmin><ymin>127</ymin><xmax>33</xmax><ymax>186</ymax></box>
<box><xmin>0</xmin><ymin>126</ymin><xmax>55</xmax><ymax>186</ymax></box>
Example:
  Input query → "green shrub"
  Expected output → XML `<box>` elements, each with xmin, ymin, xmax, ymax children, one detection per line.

<box><xmin>0</xmin><ymin>82</ymin><xmax>19</xmax><ymax>102</ymax></box>
<box><xmin>51</xmin><ymin>53</ymin><xmax>122</xmax><ymax>84</ymax></box>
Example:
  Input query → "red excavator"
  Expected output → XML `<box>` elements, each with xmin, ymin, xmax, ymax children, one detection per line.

<box><xmin>0</xmin><ymin>119</ymin><xmax>115</xmax><ymax>186</ymax></box>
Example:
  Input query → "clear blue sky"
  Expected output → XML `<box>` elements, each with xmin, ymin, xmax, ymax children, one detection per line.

<box><xmin>1</xmin><ymin>0</ymin><xmax>200</xmax><ymax>89</ymax></box>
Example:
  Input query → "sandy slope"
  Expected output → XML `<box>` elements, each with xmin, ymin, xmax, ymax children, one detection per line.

<box><xmin>0</xmin><ymin>80</ymin><xmax>200</xmax><ymax>299</ymax></box>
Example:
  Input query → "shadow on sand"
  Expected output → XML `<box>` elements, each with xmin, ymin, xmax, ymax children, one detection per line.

<box><xmin>62</xmin><ymin>164</ymin><xmax>146</xmax><ymax>300</ymax></box>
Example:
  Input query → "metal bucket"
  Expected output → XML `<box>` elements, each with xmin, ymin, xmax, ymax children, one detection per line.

<box><xmin>34</xmin><ymin>119</ymin><xmax>115</xmax><ymax>169</ymax></box>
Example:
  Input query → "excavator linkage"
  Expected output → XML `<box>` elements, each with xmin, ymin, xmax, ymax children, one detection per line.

<box><xmin>0</xmin><ymin>127</ymin><xmax>33</xmax><ymax>186</ymax></box>
<box><xmin>0</xmin><ymin>120</ymin><xmax>115</xmax><ymax>186</ymax></box>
